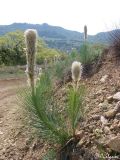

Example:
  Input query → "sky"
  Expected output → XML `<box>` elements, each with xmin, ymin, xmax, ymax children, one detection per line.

<box><xmin>0</xmin><ymin>0</ymin><xmax>120</xmax><ymax>35</ymax></box>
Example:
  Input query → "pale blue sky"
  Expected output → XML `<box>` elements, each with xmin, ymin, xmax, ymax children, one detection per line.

<box><xmin>0</xmin><ymin>0</ymin><xmax>120</xmax><ymax>35</ymax></box>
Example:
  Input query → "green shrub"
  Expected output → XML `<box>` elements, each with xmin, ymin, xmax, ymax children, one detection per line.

<box><xmin>79</xmin><ymin>43</ymin><xmax>105</xmax><ymax>65</ymax></box>
<box><xmin>0</xmin><ymin>31</ymin><xmax>26</xmax><ymax>65</ymax></box>
<box><xmin>54</xmin><ymin>61</ymin><xmax>65</xmax><ymax>79</ymax></box>
<box><xmin>53</xmin><ymin>51</ymin><xmax>78</xmax><ymax>80</ymax></box>
<box><xmin>36</xmin><ymin>47</ymin><xmax>60</xmax><ymax>65</ymax></box>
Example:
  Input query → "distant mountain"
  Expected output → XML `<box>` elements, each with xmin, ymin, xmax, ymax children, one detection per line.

<box><xmin>0</xmin><ymin>23</ymin><xmax>110</xmax><ymax>51</ymax></box>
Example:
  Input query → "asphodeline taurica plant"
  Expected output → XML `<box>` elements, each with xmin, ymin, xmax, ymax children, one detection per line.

<box><xmin>24</xmin><ymin>29</ymin><xmax>37</xmax><ymax>91</ymax></box>
<box><xmin>68</xmin><ymin>61</ymin><xmax>84</xmax><ymax>137</ymax></box>
<box><xmin>84</xmin><ymin>25</ymin><xmax>87</xmax><ymax>41</ymax></box>
<box><xmin>23</xmin><ymin>31</ymin><xmax>85</xmax><ymax>158</ymax></box>
<box><xmin>71</xmin><ymin>61</ymin><xmax>82</xmax><ymax>85</ymax></box>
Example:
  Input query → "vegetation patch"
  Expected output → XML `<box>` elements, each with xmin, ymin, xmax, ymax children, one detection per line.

<box><xmin>19</xmin><ymin>29</ymin><xmax>88</xmax><ymax>159</ymax></box>
<box><xmin>0</xmin><ymin>31</ymin><xmax>63</xmax><ymax>66</ymax></box>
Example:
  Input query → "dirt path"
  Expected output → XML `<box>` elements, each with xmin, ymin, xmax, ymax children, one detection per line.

<box><xmin>0</xmin><ymin>78</ymin><xmax>26</xmax><ymax>159</ymax></box>
<box><xmin>0</xmin><ymin>78</ymin><xmax>48</xmax><ymax>160</ymax></box>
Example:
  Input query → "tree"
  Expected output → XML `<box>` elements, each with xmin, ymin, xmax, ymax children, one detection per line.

<box><xmin>0</xmin><ymin>30</ymin><xmax>25</xmax><ymax>65</ymax></box>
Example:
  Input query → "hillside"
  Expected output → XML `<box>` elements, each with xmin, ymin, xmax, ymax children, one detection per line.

<box><xmin>0</xmin><ymin>50</ymin><xmax>120</xmax><ymax>159</ymax></box>
<box><xmin>0</xmin><ymin>23</ymin><xmax>110</xmax><ymax>51</ymax></box>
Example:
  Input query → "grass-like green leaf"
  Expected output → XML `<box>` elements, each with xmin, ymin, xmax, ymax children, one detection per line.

<box><xmin>67</xmin><ymin>85</ymin><xmax>85</xmax><ymax>135</ymax></box>
<box><xmin>21</xmin><ymin>71</ymin><xmax>69</xmax><ymax>145</ymax></box>
<box><xmin>42</xmin><ymin>149</ymin><xmax>56</xmax><ymax>160</ymax></box>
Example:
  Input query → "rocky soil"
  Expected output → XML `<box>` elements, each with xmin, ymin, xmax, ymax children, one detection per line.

<box><xmin>77</xmin><ymin>53</ymin><xmax>120</xmax><ymax>158</ymax></box>
<box><xmin>56</xmin><ymin>52</ymin><xmax>120</xmax><ymax>159</ymax></box>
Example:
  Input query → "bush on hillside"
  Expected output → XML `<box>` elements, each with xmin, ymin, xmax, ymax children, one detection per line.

<box><xmin>79</xmin><ymin>43</ymin><xmax>104</xmax><ymax>65</ymax></box>
<box><xmin>0</xmin><ymin>31</ymin><xmax>26</xmax><ymax>65</ymax></box>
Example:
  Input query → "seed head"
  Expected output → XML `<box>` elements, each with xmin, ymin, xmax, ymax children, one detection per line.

<box><xmin>71</xmin><ymin>61</ymin><xmax>82</xmax><ymax>82</ymax></box>
<box><xmin>24</xmin><ymin>29</ymin><xmax>37</xmax><ymax>88</ymax></box>
<box><xmin>25</xmin><ymin>29</ymin><xmax>37</xmax><ymax>57</ymax></box>
<box><xmin>84</xmin><ymin>25</ymin><xmax>87</xmax><ymax>41</ymax></box>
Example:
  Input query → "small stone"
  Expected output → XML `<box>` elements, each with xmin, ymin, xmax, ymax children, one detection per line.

<box><xmin>94</xmin><ymin>128</ymin><xmax>102</xmax><ymax>135</ymax></box>
<box><xmin>94</xmin><ymin>81</ymin><xmax>97</xmax><ymax>85</ymax></box>
<box><xmin>98</xmin><ymin>103</ymin><xmax>103</xmax><ymax>107</ymax></box>
<box><xmin>110</xmin><ymin>123</ymin><xmax>119</xmax><ymax>131</ymax></box>
<box><xmin>77</xmin><ymin>137</ymin><xmax>86</xmax><ymax>147</ymax></box>
<box><xmin>95</xmin><ymin>90</ymin><xmax>102</xmax><ymax>96</ymax></box>
<box><xmin>31</xmin><ymin>139</ymin><xmax>42</xmax><ymax>151</ymax></box>
<box><xmin>89</xmin><ymin>114</ymin><xmax>100</xmax><ymax>121</ymax></box>
<box><xmin>114</xmin><ymin>101</ymin><xmax>120</xmax><ymax>112</ymax></box>
<box><xmin>115</xmin><ymin>113</ymin><xmax>120</xmax><ymax>120</ymax></box>
<box><xmin>104</xmin><ymin>126</ymin><xmax>111</xmax><ymax>134</ymax></box>
<box><xmin>117</xmin><ymin>122</ymin><xmax>120</xmax><ymax>128</ymax></box>
<box><xmin>98</xmin><ymin>101</ymin><xmax>108</xmax><ymax>110</ymax></box>
<box><xmin>75</xmin><ymin>130</ymin><xmax>84</xmax><ymax>139</ymax></box>
<box><xmin>113</xmin><ymin>118</ymin><xmax>119</xmax><ymax>124</ymax></box>
<box><xmin>100</xmin><ymin>75</ymin><xmax>108</xmax><ymax>83</ymax></box>
<box><xmin>88</xmin><ymin>125</ymin><xmax>94</xmax><ymax>132</ymax></box>
<box><xmin>104</xmin><ymin>109</ymin><xmax>117</xmax><ymax>119</ymax></box>
<box><xmin>100</xmin><ymin>116</ymin><xmax>108</xmax><ymax>125</ymax></box>
<box><xmin>90</xmin><ymin>135</ymin><xmax>96</xmax><ymax>140</ymax></box>
<box><xmin>99</xmin><ymin>96</ymin><xmax>104</xmax><ymax>103</ymax></box>
<box><xmin>104</xmin><ymin>101</ymin><xmax>120</xmax><ymax>119</ymax></box>
<box><xmin>95</xmin><ymin>137</ymin><xmax>107</xmax><ymax>147</ymax></box>
<box><xmin>107</xmin><ymin>96</ymin><xmax>113</xmax><ymax>103</ymax></box>
<box><xmin>0</xmin><ymin>121</ymin><xmax>3</xmax><ymax>124</ymax></box>
<box><xmin>113</xmin><ymin>92</ymin><xmax>120</xmax><ymax>101</ymax></box>
<box><xmin>107</xmin><ymin>136</ymin><xmax>120</xmax><ymax>153</ymax></box>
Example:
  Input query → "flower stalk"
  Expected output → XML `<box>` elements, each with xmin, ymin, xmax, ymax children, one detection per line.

<box><xmin>71</xmin><ymin>61</ymin><xmax>83</xmax><ymax>136</ymax></box>
<box><xmin>84</xmin><ymin>25</ymin><xmax>87</xmax><ymax>41</ymax></box>
<box><xmin>24</xmin><ymin>29</ymin><xmax>37</xmax><ymax>93</ymax></box>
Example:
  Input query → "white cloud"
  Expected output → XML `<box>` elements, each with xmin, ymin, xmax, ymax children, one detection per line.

<box><xmin>0</xmin><ymin>0</ymin><xmax>120</xmax><ymax>34</ymax></box>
